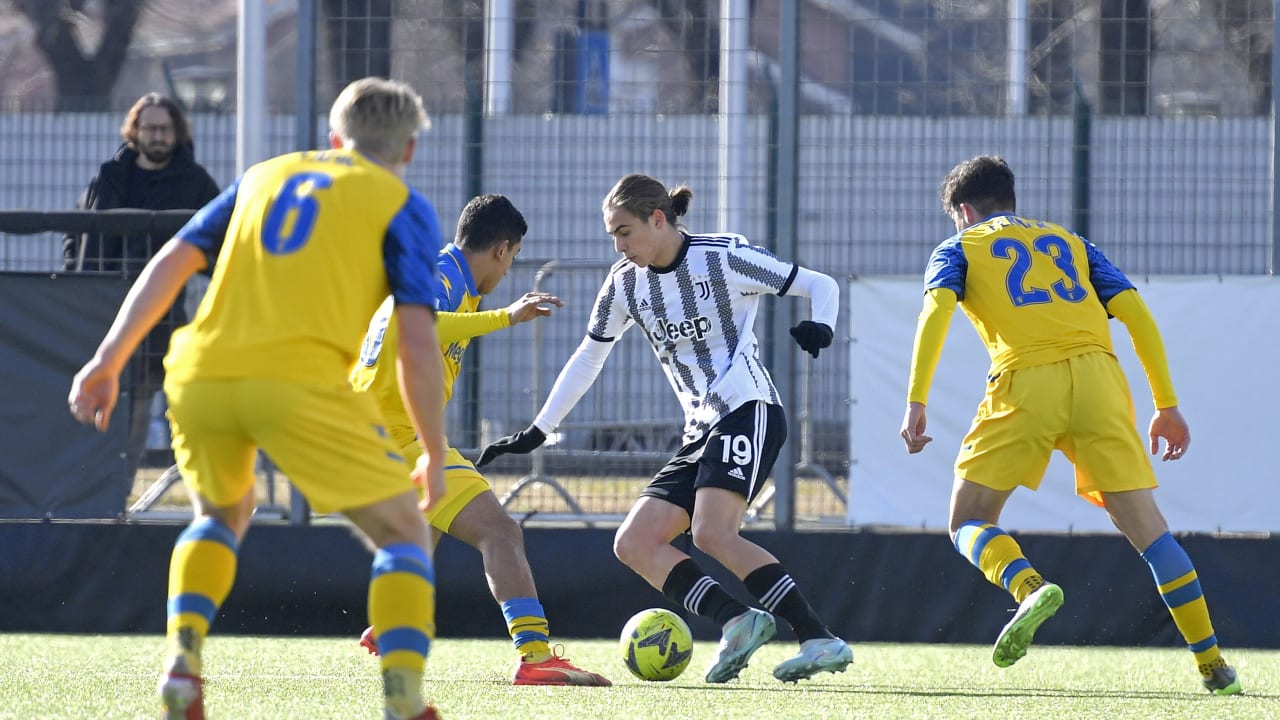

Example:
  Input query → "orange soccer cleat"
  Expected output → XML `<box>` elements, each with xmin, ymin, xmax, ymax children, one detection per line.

<box><xmin>360</xmin><ymin>625</ymin><xmax>380</xmax><ymax>656</ymax></box>
<box><xmin>512</xmin><ymin>646</ymin><xmax>612</xmax><ymax>686</ymax></box>
<box><xmin>159</xmin><ymin>671</ymin><xmax>204</xmax><ymax>720</ymax></box>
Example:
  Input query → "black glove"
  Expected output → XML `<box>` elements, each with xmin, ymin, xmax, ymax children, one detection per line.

<box><xmin>476</xmin><ymin>425</ymin><xmax>547</xmax><ymax>468</ymax></box>
<box><xmin>790</xmin><ymin>321</ymin><xmax>833</xmax><ymax>358</ymax></box>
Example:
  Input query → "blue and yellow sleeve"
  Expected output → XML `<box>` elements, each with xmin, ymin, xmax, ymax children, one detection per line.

<box><xmin>175</xmin><ymin>178</ymin><xmax>240</xmax><ymax>264</ymax></box>
<box><xmin>1082</xmin><ymin>238</ymin><xmax>1136</xmax><ymax>304</ymax></box>
<box><xmin>384</xmin><ymin>189</ymin><xmax>444</xmax><ymax>308</ymax></box>
<box><xmin>923</xmin><ymin>234</ymin><xmax>967</xmax><ymax>298</ymax></box>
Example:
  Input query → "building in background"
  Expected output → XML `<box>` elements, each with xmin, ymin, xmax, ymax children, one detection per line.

<box><xmin>0</xmin><ymin>1</ymin><xmax>1268</xmax><ymax>116</ymax></box>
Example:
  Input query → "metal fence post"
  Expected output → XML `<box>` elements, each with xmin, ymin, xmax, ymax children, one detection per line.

<box><xmin>496</xmin><ymin>260</ymin><xmax>584</xmax><ymax>518</ymax></box>
<box><xmin>1072</xmin><ymin>78</ymin><xmax>1092</xmax><ymax>241</ymax></box>
<box><xmin>1271</xmin><ymin>0</ymin><xmax>1280</xmax><ymax>275</ymax></box>
<box><xmin>769</xmin><ymin>0</ymin><xmax>801</xmax><ymax>532</ymax></box>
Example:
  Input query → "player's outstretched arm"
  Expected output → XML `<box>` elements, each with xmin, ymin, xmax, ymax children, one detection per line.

<box><xmin>476</xmin><ymin>425</ymin><xmax>547</xmax><ymax>467</ymax></box>
<box><xmin>1104</xmin><ymin>289</ymin><xmax>1178</xmax><ymax>409</ymax></box>
<box><xmin>505</xmin><ymin>291</ymin><xmax>563</xmax><ymax>325</ymax></box>
<box><xmin>475</xmin><ymin>334</ymin><xmax>614</xmax><ymax>467</ymax></box>
<box><xmin>69</xmin><ymin>239</ymin><xmax>207</xmax><ymax>431</ymax></box>
<box><xmin>432</xmin><ymin>292</ymin><xmax>563</xmax><ymax>346</ymax></box>
<box><xmin>1104</xmin><ymin>289</ymin><xmax>1191</xmax><ymax>461</ymax></box>
<box><xmin>396</xmin><ymin>304</ymin><xmax>447</xmax><ymax>510</ymax></box>
<box><xmin>900</xmin><ymin>288</ymin><xmax>956</xmax><ymax>454</ymax></box>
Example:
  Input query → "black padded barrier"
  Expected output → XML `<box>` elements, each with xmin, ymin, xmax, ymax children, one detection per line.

<box><xmin>0</xmin><ymin>523</ymin><xmax>1273</xmax><ymax>651</ymax></box>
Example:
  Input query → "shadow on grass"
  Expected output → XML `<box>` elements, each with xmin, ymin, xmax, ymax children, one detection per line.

<box><xmin>674</xmin><ymin>682</ymin><xmax>1270</xmax><ymax>702</ymax></box>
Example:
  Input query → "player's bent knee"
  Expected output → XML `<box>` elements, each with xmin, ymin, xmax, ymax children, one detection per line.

<box><xmin>688</xmin><ymin>524</ymin><xmax>735</xmax><ymax>558</ymax></box>
<box><xmin>613</xmin><ymin>525</ymin><xmax>649</xmax><ymax>567</ymax></box>
<box><xmin>481</xmin><ymin>511</ymin><xmax>524</xmax><ymax>550</ymax></box>
<box><xmin>347</xmin><ymin>492</ymin><xmax>431</xmax><ymax>550</ymax></box>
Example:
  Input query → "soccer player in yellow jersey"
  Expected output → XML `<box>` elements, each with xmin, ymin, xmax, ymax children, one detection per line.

<box><xmin>68</xmin><ymin>77</ymin><xmax>450</xmax><ymax>720</ymax></box>
<box><xmin>900</xmin><ymin>155</ymin><xmax>1241</xmax><ymax>695</ymax></box>
<box><xmin>351</xmin><ymin>194</ymin><xmax>611</xmax><ymax>686</ymax></box>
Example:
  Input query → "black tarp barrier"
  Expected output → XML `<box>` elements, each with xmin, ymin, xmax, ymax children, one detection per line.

<box><xmin>0</xmin><ymin>209</ymin><xmax>192</xmax><ymax>237</ymax></box>
<box><xmin>1</xmin><ymin>523</ymin><xmax>1273</xmax><ymax>650</ymax></box>
<box><xmin>0</xmin><ymin>273</ymin><xmax>132</xmax><ymax>517</ymax></box>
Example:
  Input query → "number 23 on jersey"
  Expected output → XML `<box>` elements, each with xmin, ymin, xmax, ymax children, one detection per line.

<box><xmin>991</xmin><ymin>233</ymin><xmax>1089</xmax><ymax>307</ymax></box>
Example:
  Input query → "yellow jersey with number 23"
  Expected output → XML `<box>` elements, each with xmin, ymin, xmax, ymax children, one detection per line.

<box><xmin>923</xmin><ymin>212</ymin><xmax>1135</xmax><ymax>376</ymax></box>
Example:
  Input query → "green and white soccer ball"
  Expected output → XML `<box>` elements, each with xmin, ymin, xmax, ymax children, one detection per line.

<box><xmin>619</xmin><ymin>608</ymin><xmax>694</xmax><ymax>681</ymax></box>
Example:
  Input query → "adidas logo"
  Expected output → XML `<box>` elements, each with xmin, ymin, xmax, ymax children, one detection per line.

<box><xmin>637</xmin><ymin>298</ymin><xmax>651</xmax><ymax>312</ymax></box>
<box><xmin>727</xmin><ymin>467</ymin><xmax>745</xmax><ymax>480</ymax></box>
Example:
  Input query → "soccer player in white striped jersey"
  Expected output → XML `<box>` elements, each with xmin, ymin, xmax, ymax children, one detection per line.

<box><xmin>478</xmin><ymin>173</ymin><xmax>853</xmax><ymax>684</ymax></box>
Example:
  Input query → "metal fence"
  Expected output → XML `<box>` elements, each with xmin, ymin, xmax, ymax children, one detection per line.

<box><xmin>0</xmin><ymin>0</ymin><xmax>1276</xmax><ymax>525</ymax></box>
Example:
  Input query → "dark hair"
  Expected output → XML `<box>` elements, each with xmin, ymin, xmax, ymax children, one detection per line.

<box><xmin>455</xmin><ymin>194</ymin><xmax>527</xmax><ymax>251</ymax></box>
<box><xmin>602</xmin><ymin>173</ymin><xmax>693</xmax><ymax>229</ymax></box>
<box><xmin>120</xmin><ymin>93</ymin><xmax>193</xmax><ymax>149</ymax></box>
<box><xmin>939</xmin><ymin>155</ymin><xmax>1016</xmax><ymax>217</ymax></box>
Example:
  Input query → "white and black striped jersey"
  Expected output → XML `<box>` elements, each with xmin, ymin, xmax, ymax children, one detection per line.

<box><xmin>587</xmin><ymin>232</ymin><xmax>798</xmax><ymax>443</ymax></box>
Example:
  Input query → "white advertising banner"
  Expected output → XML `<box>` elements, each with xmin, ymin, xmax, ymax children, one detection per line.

<box><xmin>848</xmin><ymin>276</ymin><xmax>1279</xmax><ymax>532</ymax></box>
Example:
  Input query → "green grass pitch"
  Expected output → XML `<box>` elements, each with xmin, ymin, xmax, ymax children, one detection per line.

<box><xmin>0</xmin><ymin>634</ymin><xmax>1274</xmax><ymax>719</ymax></box>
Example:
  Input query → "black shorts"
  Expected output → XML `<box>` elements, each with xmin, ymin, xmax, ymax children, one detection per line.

<box><xmin>640</xmin><ymin>401</ymin><xmax>788</xmax><ymax>517</ymax></box>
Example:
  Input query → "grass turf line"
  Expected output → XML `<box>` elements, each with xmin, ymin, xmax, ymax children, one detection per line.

<box><xmin>0</xmin><ymin>635</ymin><xmax>1272</xmax><ymax>719</ymax></box>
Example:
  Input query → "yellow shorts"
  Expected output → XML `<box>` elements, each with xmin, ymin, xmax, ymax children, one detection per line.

<box><xmin>955</xmin><ymin>351</ymin><xmax>1157</xmax><ymax>506</ymax></box>
<box><xmin>392</xmin><ymin>426</ymin><xmax>491</xmax><ymax>532</ymax></box>
<box><xmin>165</xmin><ymin>378</ymin><xmax>414</xmax><ymax>514</ymax></box>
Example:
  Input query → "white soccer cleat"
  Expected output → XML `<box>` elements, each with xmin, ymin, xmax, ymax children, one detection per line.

<box><xmin>772</xmin><ymin>637</ymin><xmax>854</xmax><ymax>682</ymax></box>
<box><xmin>706</xmin><ymin>607</ymin><xmax>773</xmax><ymax>681</ymax></box>
<box><xmin>704</xmin><ymin>608</ymin><xmax>777</xmax><ymax>683</ymax></box>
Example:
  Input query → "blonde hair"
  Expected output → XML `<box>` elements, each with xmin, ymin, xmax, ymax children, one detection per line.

<box><xmin>328</xmin><ymin>77</ymin><xmax>430</xmax><ymax>161</ymax></box>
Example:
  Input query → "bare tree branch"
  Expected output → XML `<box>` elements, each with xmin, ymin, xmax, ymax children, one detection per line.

<box><xmin>11</xmin><ymin>0</ymin><xmax>148</xmax><ymax>109</ymax></box>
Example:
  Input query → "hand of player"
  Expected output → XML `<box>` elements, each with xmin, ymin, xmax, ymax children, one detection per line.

<box><xmin>412</xmin><ymin>452</ymin><xmax>447</xmax><ymax>513</ymax></box>
<box><xmin>68</xmin><ymin>358</ymin><xmax>120</xmax><ymax>432</ymax></box>
<box><xmin>900</xmin><ymin>402</ymin><xmax>933</xmax><ymax>454</ymax></box>
<box><xmin>1149</xmin><ymin>406</ymin><xmax>1190</xmax><ymax>461</ymax></box>
<box><xmin>790</xmin><ymin>321</ymin><xmax>833</xmax><ymax>358</ymax></box>
<box><xmin>506</xmin><ymin>291</ymin><xmax>563</xmax><ymax>325</ymax></box>
<box><xmin>475</xmin><ymin>425</ymin><xmax>547</xmax><ymax>468</ymax></box>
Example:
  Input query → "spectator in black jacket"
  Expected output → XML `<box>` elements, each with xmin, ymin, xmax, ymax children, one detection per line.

<box><xmin>65</xmin><ymin>93</ymin><xmax>221</xmax><ymax>483</ymax></box>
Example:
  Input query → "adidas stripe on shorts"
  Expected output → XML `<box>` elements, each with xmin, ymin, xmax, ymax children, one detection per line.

<box><xmin>641</xmin><ymin>400</ymin><xmax>787</xmax><ymax>516</ymax></box>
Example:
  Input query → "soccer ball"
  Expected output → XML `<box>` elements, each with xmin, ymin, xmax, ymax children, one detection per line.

<box><xmin>619</xmin><ymin>608</ymin><xmax>694</xmax><ymax>681</ymax></box>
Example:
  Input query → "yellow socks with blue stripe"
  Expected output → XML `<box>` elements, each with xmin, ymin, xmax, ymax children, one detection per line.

<box><xmin>1141</xmin><ymin>532</ymin><xmax>1226</xmax><ymax>677</ymax></box>
<box><xmin>502</xmin><ymin>597</ymin><xmax>552</xmax><ymax>662</ymax></box>
<box><xmin>954</xmin><ymin>521</ymin><xmax>1045</xmax><ymax>603</ymax></box>
<box><xmin>165</xmin><ymin>517</ymin><xmax>239</xmax><ymax>676</ymax></box>
<box><xmin>369</xmin><ymin>542</ymin><xmax>435</xmax><ymax>720</ymax></box>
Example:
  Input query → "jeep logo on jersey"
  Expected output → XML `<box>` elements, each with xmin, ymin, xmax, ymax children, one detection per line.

<box><xmin>651</xmin><ymin>316</ymin><xmax>713</xmax><ymax>343</ymax></box>
<box><xmin>443</xmin><ymin>342</ymin><xmax>466</xmax><ymax>363</ymax></box>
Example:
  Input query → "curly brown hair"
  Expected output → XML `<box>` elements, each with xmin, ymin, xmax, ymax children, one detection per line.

<box><xmin>939</xmin><ymin>155</ymin><xmax>1016</xmax><ymax>217</ymax></box>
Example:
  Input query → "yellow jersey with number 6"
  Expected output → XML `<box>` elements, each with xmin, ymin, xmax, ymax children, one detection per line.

<box><xmin>165</xmin><ymin>148</ymin><xmax>444</xmax><ymax>385</ymax></box>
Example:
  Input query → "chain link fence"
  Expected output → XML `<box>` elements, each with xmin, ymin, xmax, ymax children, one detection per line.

<box><xmin>0</xmin><ymin>0</ymin><xmax>1274</xmax><ymax>524</ymax></box>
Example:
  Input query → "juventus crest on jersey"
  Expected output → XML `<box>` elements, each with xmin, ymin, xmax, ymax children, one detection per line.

<box><xmin>586</xmin><ymin>232</ymin><xmax>798</xmax><ymax>442</ymax></box>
